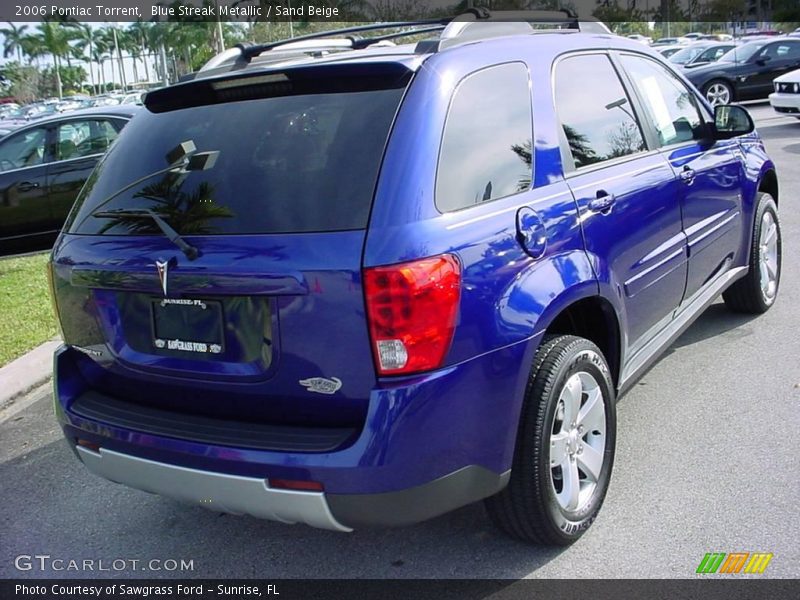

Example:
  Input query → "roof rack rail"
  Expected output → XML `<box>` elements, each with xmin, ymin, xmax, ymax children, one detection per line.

<box><xmin>419</xmin><ymin>7</ymin><xmax>610</xmax><ymax>52</ymax></box>
<box><xmin>198</xmin><ymin>7</ymin><xmax>610</xmax><ymax>73</ymax></box>
<box><xmin>197</xmin><ymin>20</ymin><xmax>449</xmax><ymax>72</ymax></box>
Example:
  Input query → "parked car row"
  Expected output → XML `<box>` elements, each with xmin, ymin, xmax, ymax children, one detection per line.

<box><xmin>0</xmin><ymin>92</ymin><xmax>144</xmax><ymax>138</ymax></box>
<box><xmin>628</xmin><ymin>32</ymin><xmax>734</xmax><ymax>48</ymax></box>
<box><xmin>683</xmin><ymin>37</ymin><xmax>800</xmax><ymax>106</ymax></box>
<box><xmin>630</xmin><ymin>33</ymin><xmax>800</xmax><ymax>107</ymax></box>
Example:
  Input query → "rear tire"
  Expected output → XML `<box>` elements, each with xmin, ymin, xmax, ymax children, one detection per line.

<box><xmin>723</xmin><ymin>192</ymin><xmax>781</xmax><ymax>313</ymax></box>
<box><xmin>485</xmin><ymin>335</ymin><xmax>616</xmax><ymax>545</ymax></box>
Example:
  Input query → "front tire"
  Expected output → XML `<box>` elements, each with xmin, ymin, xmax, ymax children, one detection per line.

<box><xmin>485</xmin><ymin>335</ymin><xmax>616</xmax><ymax>545</ymax></box>
<box><xmin>723</xmin><ymin>192</ymin><xmax>781</xmax><ymax>313</ymax></box>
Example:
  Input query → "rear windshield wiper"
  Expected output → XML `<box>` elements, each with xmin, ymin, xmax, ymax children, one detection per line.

<box><xmin>92</xmin><ymin>208</ymin><xmax>200</xmax><ymax>260</ymax></box>
<box><xmin>75</xmin><ymin>140</ymin><xmax>218</xmax><ymax>243</ymax></box>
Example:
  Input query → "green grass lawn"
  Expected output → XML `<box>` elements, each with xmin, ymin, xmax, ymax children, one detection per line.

<box><xmin>0</xmin><ymin>252</ymin><xmax>58</xmax><ymax>367</ymax></box>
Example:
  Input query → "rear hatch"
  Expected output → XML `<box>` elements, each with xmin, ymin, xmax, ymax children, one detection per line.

<box><xmin>51</xmin><ymin>63</ymin><xmax>412</xmax><ymax>430</ymax></box>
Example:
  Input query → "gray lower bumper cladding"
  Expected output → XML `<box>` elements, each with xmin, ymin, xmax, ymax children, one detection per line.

<box><xmin>76</xmin><ymin>446</ymin><xmax>352</xmax><ymax>532</ymax></box>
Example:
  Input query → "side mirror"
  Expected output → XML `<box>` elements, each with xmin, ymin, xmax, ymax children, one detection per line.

<box><xmin>713</xmin><ymin>105</ymin><xmax>755</xmax><ymax>140</ymax></box>
<box><xmin>755</xmin><ymin>55</ymin><xmax>772</xmax><ymax>66</ymax></box>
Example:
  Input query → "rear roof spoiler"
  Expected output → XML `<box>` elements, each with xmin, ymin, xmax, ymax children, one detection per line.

<box><xmin>144</xmin><ymin>62</ymin><xmax>414</xmax><ymax>113</ymax></box>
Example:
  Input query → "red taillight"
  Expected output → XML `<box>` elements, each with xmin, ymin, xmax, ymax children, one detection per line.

<box><xmin>364</xmin><ymin>254</ymin><xmax>461</xmax><ymax>376</ymax></box>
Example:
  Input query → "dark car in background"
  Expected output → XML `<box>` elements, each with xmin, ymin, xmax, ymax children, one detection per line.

<box><xmin>686</xmin><ymin>37</ymin><xmax>800</xmax><ymax>105</ymax></box>
<box><xmin>669</xmin><ymin>41</ymin><xmax>736</xmax><ymax>69</ymax></box>
<box><xmin>0</xmin><ymin>105</ymin><xmax>137</xmax><ymax>254</ymax></box>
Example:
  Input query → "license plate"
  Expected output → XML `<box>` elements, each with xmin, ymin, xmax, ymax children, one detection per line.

<box><xmin>151</xmin><ymin>298</ymin><xmax>224</xmax><ymax>355</ymax></box>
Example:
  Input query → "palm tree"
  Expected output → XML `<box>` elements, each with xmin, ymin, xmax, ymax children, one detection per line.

<box><xmin>91</xmin><ymin>37</ymin><xmax>109</xmax><ymax>92</ymax></box>
<box><xmin>34</xmin><ymin>21</ymin><xmax>73</xmax><ymax>98</ymax></box>
<box><xmin>119</xmin><ymin>29</ymin><xmax>141</xmax><ymax>86</ymax></box>
<box><xmin>20</xmin><ymin>34</ymin><xmax>45</xmax><ymax>67</ymax></box>
<box><xmin>0</xmin><ymin>22</ymin><xmax>29</xmax><ymax>63</ymax></box>
<box><xmin>147</xmin><ymin>22</ymin><xmax>175</xmax><ymax>85</ymax></box>
<box><xmin>98</xmin><ymin>27</ymin><xmax>119</xmax><ymax>91</ymax></box>
<box><xmin>128</xmin><ymin>21</ymin><xmax>152</xmax><ymax>83</ymax></box>
<box><xmin>105</xmin><ymin>26</ymin><xmax>127</xmax><ymax>90</ymax></box>
<box><xmin>73</xmin><ymin>24</ymin><xmax>103</xmax><ymax>95</ymax></box>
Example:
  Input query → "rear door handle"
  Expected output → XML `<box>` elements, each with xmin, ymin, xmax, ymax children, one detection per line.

<box><xmin>680</xmin><ymin>168</ymin><xmax>696</xmax><ymax>185</ymax></box>
<box><xmin>17</xmin><ymin>181</ymin><xmax>40</xmax><ymax>192</ymax></box>
<box><xmin>588</xmin><ymin>190</ymin><xmax>615</xmax><ymax>213</ymax></box>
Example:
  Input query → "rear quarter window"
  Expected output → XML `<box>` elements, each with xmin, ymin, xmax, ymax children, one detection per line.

<box><xmin>435</xmin><ymin>62</ymin><xmax>533</xmax><ymax>212</ymax></box>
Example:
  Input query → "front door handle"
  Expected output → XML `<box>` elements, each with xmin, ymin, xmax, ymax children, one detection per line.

<box><xmin>588</xmin><ymin>190</ymin><xmax>615</xmax><ymax>214</ymax></box>
<box><xmin>17</xmin><ymin>181</ymin><xmax>40</xmax><ymax>192</ymax></box>
<box><xmin>680</xmin><ymin>167</ymin><xmax>696</xmax><ymax>185</ymax></box>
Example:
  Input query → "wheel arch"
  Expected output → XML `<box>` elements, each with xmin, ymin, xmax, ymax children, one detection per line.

<box><xmin>758</xmin><ymin>168</ymin><xmax>779</xmax><ymax>206</ymax></box>
<box><xmin>535</xmin><ymin>294</ymin><xmax>623</xmax><ymax>389</ymax></box>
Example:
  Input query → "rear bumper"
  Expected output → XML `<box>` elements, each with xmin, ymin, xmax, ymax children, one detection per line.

<box><xmin>74</xmin><ymin>444</ymin><xmax>509</xmax><ymax>530</ymax></box>
<box><xmin>75</xmin><ymin>445</ymin><xmax>352</xmax><ymax>531</ymax></box>
<box><xmin>55</xmin><ymin>335</ymin><xmax>536</xmax><ymax>528</ymax></box>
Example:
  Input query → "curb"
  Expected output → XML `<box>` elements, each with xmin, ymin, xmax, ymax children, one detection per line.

<box><xmin>0</xmin><ymin>339</ymin><xmax>61</xmax><ymax>408</ymax></box>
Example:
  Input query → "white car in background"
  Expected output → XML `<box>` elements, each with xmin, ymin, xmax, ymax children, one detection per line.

<box><xmin>626</xmin><ymin>34</ymin><xmax>652</xmax><ymax>45</ymax></box>
<box><xmin>769</xmin><ymin>69</ymin><xmax>800</xmax><ymax>118</ymax></box>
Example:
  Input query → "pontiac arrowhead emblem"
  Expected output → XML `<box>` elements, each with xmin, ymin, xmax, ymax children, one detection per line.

<box><xmin>155</xmin><ymin>260</ymin><xmax>169</xmax><ymax>296</ymax></box>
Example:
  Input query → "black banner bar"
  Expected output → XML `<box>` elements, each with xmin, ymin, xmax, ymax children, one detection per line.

<box><xmin>3</xmin><ymin>0</ymin><xmax>799</xmax><ymax>23</ymax></box>
<box><xmin>1</xmin><ymin>579</ymin><xmax>798</xmax><ymax>600</ymax></box>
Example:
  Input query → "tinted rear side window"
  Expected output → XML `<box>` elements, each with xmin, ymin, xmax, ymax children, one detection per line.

<box><xmin>67</xmin><ymin>87</ymin><xmax>404</xmax><ymax>235</ymax></box>
<box><xmin>436</xmin><ymin>63</ymin><xmax>533</xmax><ymax>212</ymax></box>
<box><xmin>555</xmin><ymin>54</ymin><xmax>646</xmax><ymax>170</ymax></box>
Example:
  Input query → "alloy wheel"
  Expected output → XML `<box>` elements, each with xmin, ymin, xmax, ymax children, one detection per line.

<box><xmin>759</xmin><ymin>211</ymin><xmax>779</xmax><ymax>303</ymax></box>
<box><xmin>706</xmin><ymin>83</ymin><xmax>731</xmax><ymax>106</ymax></box>
<box><xmin>549</xmin><ymin>371</ymin><xmax>606</xmax><ymax>512</ymax></box>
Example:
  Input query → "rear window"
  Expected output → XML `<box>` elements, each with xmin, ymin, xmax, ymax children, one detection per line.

<box><xmin>66</xmin><ymin>85</ymin><xmax>405</xmax><ymax>236</ymax></box>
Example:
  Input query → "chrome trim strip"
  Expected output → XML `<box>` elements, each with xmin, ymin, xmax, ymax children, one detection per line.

<box><xmin>687</xmin><ymin>212</ymin><xmax>738</xmax><ymax>249</ymax></box>
<box><xmin>623</xmin><ymin>247</ymin><xmax>686</xmax><ymax>297</ymax></box>
<box><xmin>568</xmin><ymin>162</ymin><xmax>655</xmax><ymax>191</ymax></box>
<box><xmin>619</xmin><ymin>266</ymin><xmax>747</xmax><ymax>393</ymax></box>
<box><xmin>46</xmin><ymin>153</ymin><xmax>104</xmax><ymax>169</ymax></box>
<box><xmin>0</xmin><ymin>152</ymin><xmax>103</xmax><ymax>177</ymax></box>
<box><xmin>76</xmin><ymin>446</ymin><xmax>353</xmax><ymax>532</ymax></box>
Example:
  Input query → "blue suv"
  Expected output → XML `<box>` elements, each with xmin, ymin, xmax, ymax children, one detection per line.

<box><xmin>49</xmin><ymin>11</ymin><xmax>782</xmax><ymax>545</ymax></box>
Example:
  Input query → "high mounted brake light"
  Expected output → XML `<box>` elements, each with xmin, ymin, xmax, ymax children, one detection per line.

<box><xmin>364</xmin><ymin>255</ymin><xmax>461</xmax><ymax>376</ymax></box>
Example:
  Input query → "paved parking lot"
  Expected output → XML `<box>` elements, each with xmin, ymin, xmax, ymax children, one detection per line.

<box><xmin>0</xmin><ymin>103</ymin><xmax>797</xmax><ymax>579</ymax></box>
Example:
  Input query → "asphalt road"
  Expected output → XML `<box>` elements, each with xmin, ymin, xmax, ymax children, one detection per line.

<box><xmin>1</xmin><ymin>103</ymin><xmax>798</xmax><ymax>580</ymax></box>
